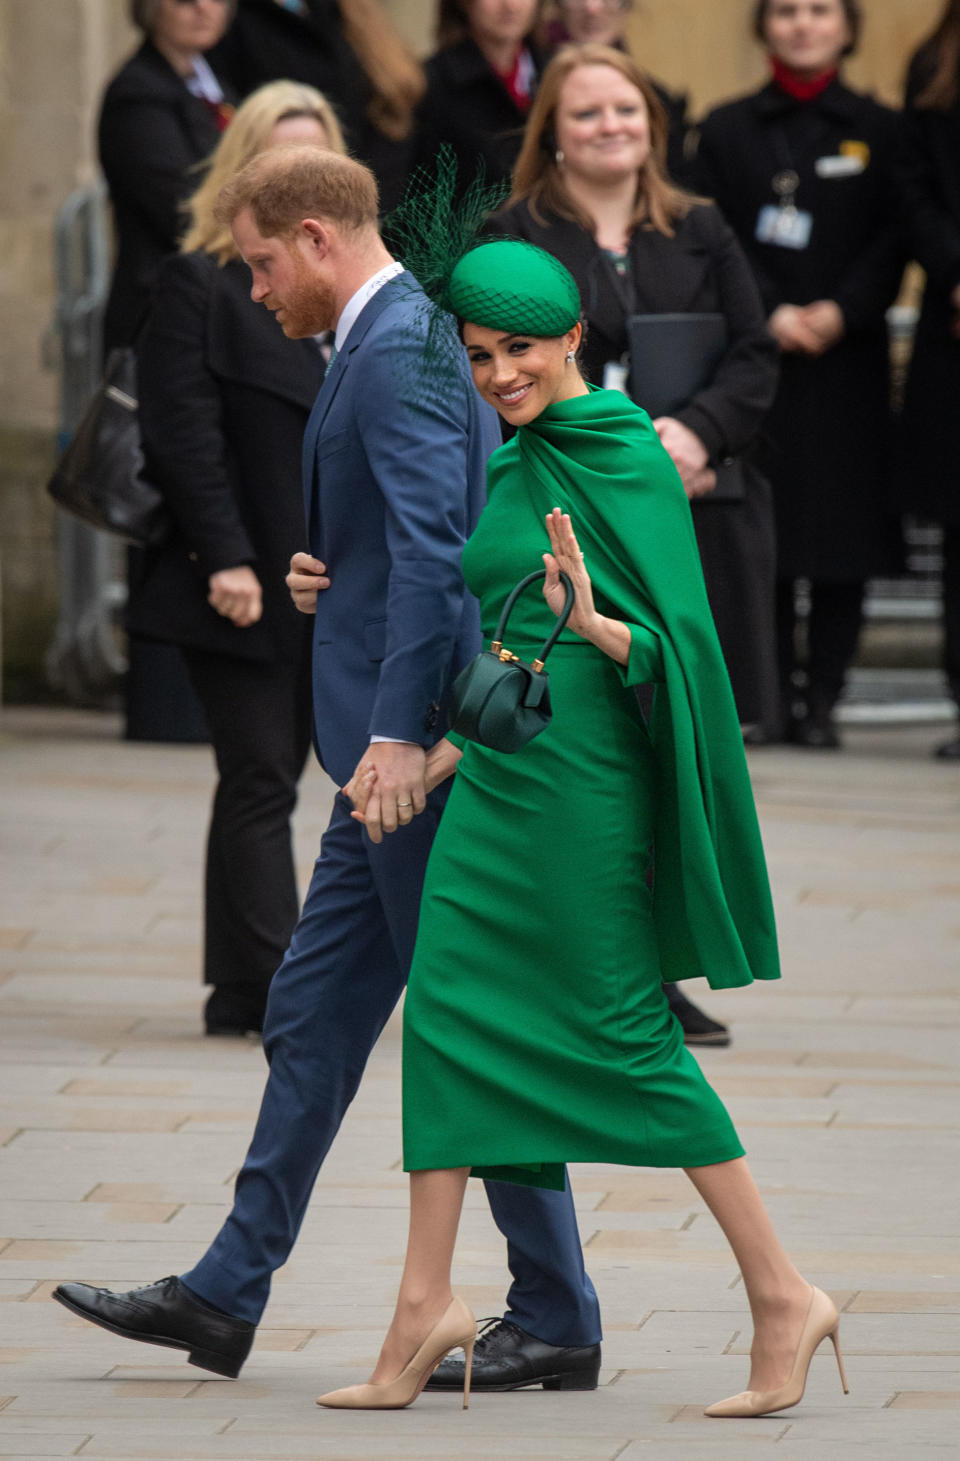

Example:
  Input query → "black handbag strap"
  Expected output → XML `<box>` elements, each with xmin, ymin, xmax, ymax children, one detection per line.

<box><xmin>491</xmin><ymin>569</ymin><xmax>575</xmax><ymax>670</ymax></box>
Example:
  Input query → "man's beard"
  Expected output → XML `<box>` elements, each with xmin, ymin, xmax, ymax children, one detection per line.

<box><xmin>275</xmin><ymin>255</ymin><xmax>337</xmax><ymax>337</ymax></box>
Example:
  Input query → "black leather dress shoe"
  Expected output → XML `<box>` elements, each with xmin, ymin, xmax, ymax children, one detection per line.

<box><xmin>52</xmin><ymin>1276</ymin><xmax>255</xmax><ymax>1378</ymax></box>
<box><xmin>425</xmin><ymin>1317</ymin><xmax>600</xmax><ymax>1392</ymax></box>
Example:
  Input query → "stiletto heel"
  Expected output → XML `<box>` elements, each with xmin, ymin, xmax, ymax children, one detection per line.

<box><xmin>828</xmin><ymin>1325</ymin><xmax>849</xmax><ymax>1393</ymax></box>
<box><xmin>317</xmin><ymin>1296</ymin><xmax>477</xmax><ymax>1411</ymax></box>
<box><xmin>461</xmin><ymin>1333</ymin><xmax>475</xmax><ymax>1410</ymax></box>
<box><xmin>705</xmin><ymin>1286</ymin><xmax>849</xmax><ymax>1419</ymax></box>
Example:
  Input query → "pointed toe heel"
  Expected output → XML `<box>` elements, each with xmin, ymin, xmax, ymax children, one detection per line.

<box><xmin>317</xmin><ymin>1296</ymin><xmax>477</xmax><ymax>1411</ymax></box>
<box><xmin>705</xmin><ymin>1286</ymin><xmax>849</xmax><ymax>1419</ymax></box>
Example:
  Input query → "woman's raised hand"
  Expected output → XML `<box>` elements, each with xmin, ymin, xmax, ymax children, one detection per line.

<box><xmin>543</xmin><ymin>507</ymin><xmax>596</xmax><ymax>639</ymax></box>
<box><xmin>543</xmin><ymin>508</ymin><xmax>632</xmax><ymax>668</ymax></box>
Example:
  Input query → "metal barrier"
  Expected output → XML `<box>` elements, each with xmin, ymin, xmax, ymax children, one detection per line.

<box><xmin>44</xmin><ymin>181</ymin><xmax>128</xmax><ymax>702</ymax></box>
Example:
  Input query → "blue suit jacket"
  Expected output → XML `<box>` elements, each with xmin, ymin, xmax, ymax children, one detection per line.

<box><xmin>301</xmin><ymin>271</ymin><xmax>500</xmax><ymax>788</ymax></box>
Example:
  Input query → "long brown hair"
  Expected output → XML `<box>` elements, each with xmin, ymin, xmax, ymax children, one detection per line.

<box><xmin>913</xmin><ymin>0</ymin><xmax>960</xmax><ymax>111</ymax></box>
<box><xmin>340</xmin><ymin>0</ymin><xmax>425</xmax><ymax>141</ymax></box>
<box><xmin>509</xmin><ymin>44</ymin><xmax>695</xmax><ymax>237</ymax></box>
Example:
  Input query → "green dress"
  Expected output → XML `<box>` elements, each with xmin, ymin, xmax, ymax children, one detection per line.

<box><xmin>402</xmin><ymin>390</ymin><xmax>779</xmax><ymax>1190</ymax></box>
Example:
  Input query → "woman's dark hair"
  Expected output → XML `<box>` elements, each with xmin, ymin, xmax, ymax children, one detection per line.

<box><xmin>751</xmin><ymin>0</ymin><xmax>862</xmax><ymax>59</ymax></box>
<box><xmin>129</xmin><ymin>0</ymin><xmax>162</xmax><ymax>30</ymax></box>
<box><xmin>436</xmin><ymin>0</ymin><xmax>541</xmax><ymax>50</ymax></box>
<box><xmin>913</xmin><ymin>0</ymin><xmax>960</xmax><ymax>111</ymax></box>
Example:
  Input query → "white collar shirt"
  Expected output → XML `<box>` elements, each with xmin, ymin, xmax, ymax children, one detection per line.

<box><xmin>334</xmin><ymin>260</ymin><xmax>404</xmax><ymax>354</ymax></box>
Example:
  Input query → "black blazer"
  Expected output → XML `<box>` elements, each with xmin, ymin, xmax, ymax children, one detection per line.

<box><xmin>208</xmin><ymin>0</ymin><xmax>414</xmax><ymax>210</ymax></box>
<box><xmin>98</xmin><ymin>40</ymin><xmax>234</xmax><ymax>352</ymax></box>
<box><xmin>694</xmin><ymin>80</ymin><xmax>903</xmax><ymax>329</ymax></box>
<box><xmin>898</xmin><ymin>54</ymin><xmax>960</xmax><ymax>524</ymax></box>
<box><xmin>694</xmin><ymin>80</ymin><xmax>906</xmax><ymax>577</ymax></box>
<box><xmin>487</xmin><ymin>198</ymin><xmax>778</xmax><ymax>465</ymax></box>
<box><xmin>414</xmin><ymin>37</ymin><xmax>545</xmax><ymax>195</ymax></box>
<box><xmin>127</xmin><ymin>251</ymin><xmax>325</xmax><ymax>661</ymax></box>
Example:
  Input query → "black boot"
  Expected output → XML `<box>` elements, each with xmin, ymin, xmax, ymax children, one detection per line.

<box><xmin>934</xmin><ymin>731</ymin><xmax>960</xmax><ymax>760</ymax></box>
<box><xmin>792</xmin><ymin>690</ymin><xmax>841</xmax><ymax>750</ymax></box>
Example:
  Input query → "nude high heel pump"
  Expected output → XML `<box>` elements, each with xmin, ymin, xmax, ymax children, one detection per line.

<box><xmin>316</xmin><ymin>1296</ymin><xmax>477</xmax><ymax>1411</ymax></box>
<box><xmin>705</xmin><ymin>1286</ymin><xmax>849</xmax><ymax>1418</ymax></box>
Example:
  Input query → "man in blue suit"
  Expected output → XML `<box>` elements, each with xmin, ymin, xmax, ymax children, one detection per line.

<box><xmin>54</xmin><ymin>147</ymin><xmax>601</xmax><ymax>1392</ymax></box>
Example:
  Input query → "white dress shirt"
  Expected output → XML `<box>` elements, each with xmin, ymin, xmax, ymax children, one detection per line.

<box><xmin>334</xmin><ymin>260</ymin><xmax>404</xmax><ymax>354</ymax></box>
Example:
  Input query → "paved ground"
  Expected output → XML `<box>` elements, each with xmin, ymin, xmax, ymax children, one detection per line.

<box><xmin>0</xmin><ymin>705</ymin><xmax>957</xmax><ymax>1461</ymax></box>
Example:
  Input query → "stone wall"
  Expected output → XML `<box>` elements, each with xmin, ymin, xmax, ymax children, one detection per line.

<box><xmin>0</xmin><ymin>0</ymin><xmax>132</xmax><ymax>701</ymax></box>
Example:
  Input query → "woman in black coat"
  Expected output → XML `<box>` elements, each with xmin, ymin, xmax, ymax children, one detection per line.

<box><xmin>99</xmin><ymin>2</ymin><xmax>237</xmax><ymax>746</ymax></box>
<box><xmin>128</xmin><ymin>83</ymin><xmax>335</xmax><ymax>1035</ymax></box>
<box><xmin>694</xmin><ymin>0</ymin><xmax>905</xmax><ymax>748</ymax></box>
<box><xmin>489</xmin><ymin>43</ymin><xmax>780</xmax><ymax>733</ymax></box>
<box><xmin>414</xmin><ymin>0</ymin><xmax>547</xmax><ymax>193</ymax></box>
<box><xmin>208</xmin><ymin>0</ymin><xmax>424</xmax><ymax>211</ymax></box>
<box><xmin>488</xmin><ymin>42</ymin><xmax>779</xmax><ymax>1049</ymax></box>
<box><xmin>899</xmin><ymin>1</ymin><xmax>960</xmax><ymax>760</ymax></box>
<box><xmin>98</xmin><ymin>0</ymin><xmax>236</xmax><ymax>352</ymax></box>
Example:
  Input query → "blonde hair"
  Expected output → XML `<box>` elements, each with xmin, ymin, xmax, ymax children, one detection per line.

<box><xmin>341</xmin><ymin>0</ymin><xmax>425</xmax><ymax>141</ymax></box>
<box><xmin>213</xmin><ymin>145</ymin><xmax>379</xmax><ymax>242</ymax></box>
<box><xmin>182</xmin><ymin>81</ymin><xmax>347</xmax><ymax>263</ymax></box>
<box><xmin>510</xmin><ymin>44</ymin><xmax>696</xmax><ymax>238</ymax></box>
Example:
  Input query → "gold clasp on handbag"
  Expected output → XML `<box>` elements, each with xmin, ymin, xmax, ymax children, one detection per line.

<box><xmin>491</xmin><ymin>639</ymin><xmax>543</xmax><ymax>671</ymax></box>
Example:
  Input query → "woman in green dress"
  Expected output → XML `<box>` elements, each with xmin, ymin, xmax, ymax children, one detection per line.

<box><xmin>322</xmin><ymin>240</ymin><xmax>847</xmax><ymax>1419</ymax></box>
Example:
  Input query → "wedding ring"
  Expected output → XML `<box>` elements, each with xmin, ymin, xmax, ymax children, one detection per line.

<box><xmin>397</xmin><ymin>800</ymin><xmax>413</xmax><ymax>807</ymax></box>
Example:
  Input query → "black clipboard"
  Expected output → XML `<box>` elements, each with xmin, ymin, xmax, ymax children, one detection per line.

<box><xmin>626</xmin><ymin>312</ymin><xmax>744</xmax><ymax>501</ymax></box>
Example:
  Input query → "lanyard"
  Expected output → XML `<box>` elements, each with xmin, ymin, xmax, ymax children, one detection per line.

<box><xmin>767</xmin><ymin>113</ymin><xmax>834</xmax><ymax>208</ymax></box>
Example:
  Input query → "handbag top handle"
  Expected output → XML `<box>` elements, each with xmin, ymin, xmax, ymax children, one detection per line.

<box><xmin>491</xmin><ymin>569</ymin><xmax>575</xmax><ymax>673</ymax></box>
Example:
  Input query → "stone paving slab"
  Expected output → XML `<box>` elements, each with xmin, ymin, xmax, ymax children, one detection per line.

<box><xmin>0</xmin><ymin>708</ymin><xmax>958</xmax><ymax>1459</ymax></box>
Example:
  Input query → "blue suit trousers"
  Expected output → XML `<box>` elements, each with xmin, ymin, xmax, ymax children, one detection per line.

<box><xmin>181</xmin><ymin>792</ymin><xmax>601</xmax><ymax>1346</ymax></box>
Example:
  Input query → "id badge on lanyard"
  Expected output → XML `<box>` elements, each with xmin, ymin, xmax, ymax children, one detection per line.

<box><xmin>755</xmin><ymin>167</ymin><xmax>813</xmax><ymax>251</ymax></box>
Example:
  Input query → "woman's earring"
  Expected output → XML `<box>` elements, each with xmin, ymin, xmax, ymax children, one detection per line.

<box><xmin>566</xmin><ymin>351</ymin><xmax>575</xmax><ymax>363</ymax></box>
<box><xmin>555</xmin><ymin>148</ymin><xmax>565</xmax><ymax>165</ymax></box>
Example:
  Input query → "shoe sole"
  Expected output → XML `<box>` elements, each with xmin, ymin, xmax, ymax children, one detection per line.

<box><xmin>427</xmin><ymin>1370</ymin><xmax>599</xmax><ymax>1393</ymax></box>
<box><xmin>51</xmin><ymin>1289</ymin><xmax>242</xmax><ymax>1378</ymax></box>
<box><xmin>683</xmin><ymin>1033</ymin><xmax>732</xmax><ymax>1047</ymax></box>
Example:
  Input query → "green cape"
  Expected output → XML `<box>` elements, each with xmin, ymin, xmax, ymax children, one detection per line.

<box><xmin>496</xmin><ymin>387</ymin><xmax>780</xmax><ymax>990</ymax></box>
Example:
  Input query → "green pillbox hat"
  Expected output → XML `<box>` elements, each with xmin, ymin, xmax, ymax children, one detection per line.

<box><xmin>448</xmin><ymin>240</ymin><xmax>581</xmax><ymax>336</ymax></box>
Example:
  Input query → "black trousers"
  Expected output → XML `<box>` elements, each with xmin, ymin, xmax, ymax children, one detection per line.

<box><xmin>183</xmin><ymin>642</ymin><xmax>313</xmax><ymax>1009</ymax></box>
<box><xmin>776</xmin><ymin>579</ymin><xmax>865</xmax><ymax>708</ymax></box>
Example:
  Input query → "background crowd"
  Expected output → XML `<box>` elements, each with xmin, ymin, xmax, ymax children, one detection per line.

<box><xmin>91</xmin><ymin>0</ymin><xmax>960</xmax><ymax>1029</ymax></box>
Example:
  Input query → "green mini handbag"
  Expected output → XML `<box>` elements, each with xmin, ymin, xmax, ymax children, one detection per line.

<box><xmin>449</xmin><ymin>569</ymin><xmax>575</xmax><ymax>753</ymax></box>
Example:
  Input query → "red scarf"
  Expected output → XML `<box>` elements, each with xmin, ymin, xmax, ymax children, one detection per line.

<box><xmin>495</xmin><ymin>45</ymin><xmax>534</xmax><ymax>113</ymax></box>
<box><xmin>770</xmin><ymin>56</ymin><xmax>838</xmax><ymax>102</ymax></box>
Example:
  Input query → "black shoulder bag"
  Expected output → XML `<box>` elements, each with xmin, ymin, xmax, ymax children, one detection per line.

<box><xmin>47</xmin><ymin>347</ymin><xmax>172</xmax><ymax>547</ymax></box>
